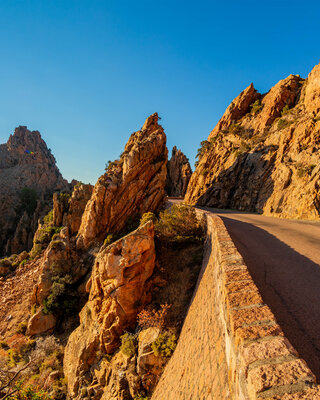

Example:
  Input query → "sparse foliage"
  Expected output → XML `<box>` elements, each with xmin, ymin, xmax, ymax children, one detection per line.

<box><xmin>137</xmin><ymin>304</ymin><xmax>171</xmax><ymax>329</ymax></box>
<box><xmin>151</xmin><ymin>333</ymin><xmax>177</xmax><ymax>357</ymax></box>
<box><xmin>250</xmin><ymin>99</ymin><xmax>263</xmax><ymax>115</ymax></box>
<box><xmin>155</xmin><ymin>204</ymin><xmax>204</xmax><ymax>243</ymax></box>
<box><xmin>139</xmin><ymin>212</ymin><xmax>157</xmax><ymax>226</ymax></box>
<box><xmin>120</xmin><ymin>333</ymin><xmax>137</xmax><ymax>358</ymax></box>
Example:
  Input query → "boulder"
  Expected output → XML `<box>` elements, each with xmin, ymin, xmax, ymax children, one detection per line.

<box><xmin>64</xmin><ymin>221</ymin><xmax>156</xmax><ymax>398</ymax></box>
<box><xmin>26</xmin><ymin>308</ymin><xmax>56</xmax><ymax>335</ymax></box>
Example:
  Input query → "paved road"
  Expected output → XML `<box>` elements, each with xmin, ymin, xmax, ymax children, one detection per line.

<box><xmin>170</xmin><ymin>199</ymin><xmax>320</xmax><ymax>379</ymax></box>
<box><xmin>203</xmin><ymin>207</ymin><xmax>320</xmax><ymax>379</ymax></box>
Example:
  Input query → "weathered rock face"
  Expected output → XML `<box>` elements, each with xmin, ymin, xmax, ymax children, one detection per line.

<box><xmin>77</xmin><ymin>113</ymin><xmax>168</xmax><ymax>250</ymax></box>
<box><xmin>0</xmin><ymin>126</ymin><xmax>69</xmax><ymax>255</ymax></box>
<box><xmin>166</xmin><ymin>146</ymin><xmax>192</xmax><ymax>197</ymax></box>
<box><xmin>26</xmin><ymin>308</ymin><xmax>57</xmax><ymax>336</ymax></box>
<box><xmin>53</xmin><ymin>183</ymin><xmax>93</xmax><ymax>235</ymax></box>
<box><xmin>64</xmin><ymin>221</ymin><xmax>156</xmax><ymax>398</ymax></box>
<box><xmin>31</xmin><ymin>227</ymin><xmax>80</xmax><ymax>307</ymax></box>
<box><xmin>185</xmin><ymin>63</ymin><xmax>320</xmax><ymax>220</ymax></box>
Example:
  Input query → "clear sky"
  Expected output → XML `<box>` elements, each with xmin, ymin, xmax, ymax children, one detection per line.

<box><xmin>0</xmin><ymin>0</ymin><xmax>319</xmax><ymax>184</ymax></box>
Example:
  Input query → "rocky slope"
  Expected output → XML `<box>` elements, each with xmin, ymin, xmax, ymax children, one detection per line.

<box><xmin>77</xmin><ymin>112</ymin><xmax>168</xmax><ymax>250</ymax></box>
<box><xmin>0</xmin><ymin>126</ymin><xmax>69</xmax><ymax>255</ymax></box>
<box><xmin>0</xmin><ymin>113</ymin><xmax>172</xmax><ymax>398</ymax></box>
<box><xmin>166</xmin><ymin>146</ymin><xmax>192</xmax><ymax>197</ymax></box>
<box><xmin>185</xmin><ymin>63</ymin><xmax>320</xmax><ymax>220</ymax></box>
<box><xmin>64</xmin><ymin>221</ymin><xmax>156</xmax><ymax>399</ymax></box>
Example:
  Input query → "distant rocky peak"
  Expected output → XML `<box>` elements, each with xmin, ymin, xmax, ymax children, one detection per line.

<box><xmin>166</xmin><ymin>146</ymin><xmax>192</xmax><ymax>197</ymax></box>
<box><xmin>2</xmin><ymin>125</ymin><xmax>57</xmax><ymax>169</ymax></box>
<box><xmin>0</xmin><ymin>126</ymin><xmax>69</xmax><ymax>255</ymax></box>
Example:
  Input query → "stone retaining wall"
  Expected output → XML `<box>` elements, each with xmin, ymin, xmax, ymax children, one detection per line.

<box><xmin>152</xmin><ymin>213</ymin><xmax>320</xmax><ymax>399</ymax></box>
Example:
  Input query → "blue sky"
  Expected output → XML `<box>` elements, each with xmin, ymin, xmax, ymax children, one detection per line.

<box><xmin>0</xmin><ymin>0</ymin><xmax>319</xmax><ymax>184</ymax></box>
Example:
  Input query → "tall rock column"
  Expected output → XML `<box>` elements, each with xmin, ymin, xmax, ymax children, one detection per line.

<box><xmin>166</xmin><ymin>146</ymin><xmax>192</xmax><ymax>197</ymax></box>
<box><xmin>77</xmin><ymin>113</ymin><xmax>168</xmax><ymax>249</ymax></box>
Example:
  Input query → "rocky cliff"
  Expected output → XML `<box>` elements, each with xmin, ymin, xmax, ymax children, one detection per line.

<box><xmin>166</xmin><ymin>146</ymin><xmax>192</xmax><ymax>197</ymax></box>
<box><xmin>77</xmin><ymin>112</ymin><xmax>168</xmax><ymax>249</ymax></box>
<box><xmin>64</xmin><ymin>221</ymin><xmax>156</xmax><ymax>399</ymax></box>
<box><xmin>0</xmin><ymin>126</ymin><xmax>69</xmax><ymax>255</ymax></box>
<box><xmin>185</xmin><ymin>63</ymin><xmax>320</xmax><ymax>220</ymax></box>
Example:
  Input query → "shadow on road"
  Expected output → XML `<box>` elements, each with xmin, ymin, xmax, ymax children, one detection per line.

<box><xmin>220</xmin><ymin>215</ymin><xmax>320</xmax><ymax>380</ymax></box>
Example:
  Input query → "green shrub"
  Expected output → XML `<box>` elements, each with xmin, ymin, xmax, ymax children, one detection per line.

<box><xmin>19</xmin><ymin>259</ymin><xmax>28</xmax><ymax>267</ymax></box>
<box><xmin>140</xmin><ymin>212</ymin><xmax>157</xmax><ymax>226</ymax></box>
<box><xmin>297</xmin><ymin>164</ymin><xmax>316</xmax><ymax>178</ymax></box>
<box><xmin>31</xmin><ymin>304</ymin><xmax>38</xmax><ymax>315</ymax></box>
<box><xmin>43</xmin><ymin>210</ymin><xmax>53</xmax><ymax>225</ymax></box>
<box><xmin>103</xmin><ymin>233</ymin><xmax>119</xmax><ymax>247</ymax></box>
<box><xmin>43</xmin><ymin>274</ymin><xmax>75</xmax><ymax>315</ymax></box>
<box><xmin>36</xmin><ymin>225</ymin><xmax>62</xmax><ymax>245</ymax></box>
<box><xmin>74</xmin><ymin>181</ymin><xmax>84</xmax><ymax>189</ymax></box>
<box><xmin>6</xmin><ymin>384</ymin><xmax>53</xmax><ymax>399</ymax></box>
<box><xmin>151</xmin><ymin>333</ymin><xmax>177</xmax><ymax>357</ymax></box>
<box><xmin>29</xmin><ymin>244</ymin><xmax>42</xmax><ymax>259</ymax></box>
<box><xmin>277</xmin><ymin>118</ymin><xmax>292</xmax><ymax>130</ymax></box>
<box><xmin>120</xmin><ymin>333</ymin><xmax>137</xmax><ymax>358</ymax></box>
<box><xmin>134</xmin><ymin>394</ymin><xmax>150</xmax><ymax>400</ymax></box>
<box><xmin>250</xmin><ymin>99</ymin><xmax>263</xmax><ymax>115</ymax></box>
<box><xmin>229</xmin><ymin>122</ymin><xmax>242</xmax><ymax>135</ymax></box>
<box><xmin>58</xmin><ymin>192</ymin><xmax>70</xmax><ymax>207</ymax></box>
<box><xmin>7</xmin><ymin>348</ymin><xmax>21</xmax><ymax>366</ymax></box>
<box><xmin>196</xmin><ymin>140</ymin><xmax>211</xmax><ymax>160</ymax></box>
<box><xmin>281</xmin><ymin>104</ymin><xmax>291</xmax><ymax>116</ymax></box>
<box><xmin>105</xmin><ymin>160</ymin><xmax>119</xmax><ymax>171</ymax></box>
<box><xmin>16</xmin><ymin>321</ymin><xmax>28</xmax><ymax>335</ymax></box>
<box><xmin>155</xmin><ymin>204</ymin><xmax>204</xmax><ymax>243</ymax></box>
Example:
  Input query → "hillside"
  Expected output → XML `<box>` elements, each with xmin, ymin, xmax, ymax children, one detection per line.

<box><xmin>0</xmin><ymin>126</ymin><xmax>69</xmax><ymax>255</ymax></box>
<box><xmin>185</xmin><ymin>63</ymin><xmax>320</xmax><ymax>220</ymax></box>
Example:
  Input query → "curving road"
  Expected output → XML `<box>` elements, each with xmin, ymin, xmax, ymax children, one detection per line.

<box><xmin>203</xmin><ymin>207</ymin><xmax>320</xmax><ymax>380</ymax></box>
<box><xmin>169</xmin><ymin>199</ymin><xmax>320</xmax><ymax>379</ymax></box>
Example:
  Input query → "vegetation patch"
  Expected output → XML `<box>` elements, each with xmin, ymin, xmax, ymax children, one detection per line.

<box><xmin>139</xmin><ymin>212</ymin><xmax>157</xmax><ymax>226</ymax></box>
<box><xmin>250</xmin><ymin>99</ymin><xmax>263</xmax><ymax>115</ymax></box>
<box><xmin>155</xmin><ymin>204</ymin><xmax>204</xmax><ymax>244</ymax></box>
<box><xmin>137</xmin><ymin>304</ymin><xmax>171</xmax><ymax>329</ymax></box>
<box><xmin>120</xmin><ymin>333</ymin><xmax>137</xmax><ymax>358</ymax></box>
<box><xmin>281</xmin><ymin>104</ymin><xmax>291</xmax><ymax>116</ymax></box>
<box><xmin>229</xmin><ymin>122</ymin><xmax>242</xmax><ymax>135</ymax></box>
<box><xmin>277</xmin><ymin>118</ymin><xmax>292</xmax><ymax>130</ymax></box>
<box><xmin>151</xmin><ymin>333</ymin><xmax>177</xmax><ymax>357</ymax></box>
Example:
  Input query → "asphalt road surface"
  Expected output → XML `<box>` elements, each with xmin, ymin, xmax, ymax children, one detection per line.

<box><xmin>170</xmin><ymin>199</ymin><xmax>320</xmax><ymax>379</ymax></box>
<box><xmin>204</xmin><ymin>207</ymin><xmax>320</xmax><ymax>379</ymax></box>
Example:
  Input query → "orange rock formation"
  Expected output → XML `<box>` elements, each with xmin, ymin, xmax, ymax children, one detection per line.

<box><xmin>185</xmin><ymin>63</ymin><xmax>320</xmax><ymax>220</ymax></box>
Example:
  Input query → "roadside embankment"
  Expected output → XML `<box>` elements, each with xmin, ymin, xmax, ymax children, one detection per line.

<box><xmin>152</xmin><ymin>213</ymin><xmax>320</xmax><ymax>399</ymax></box>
